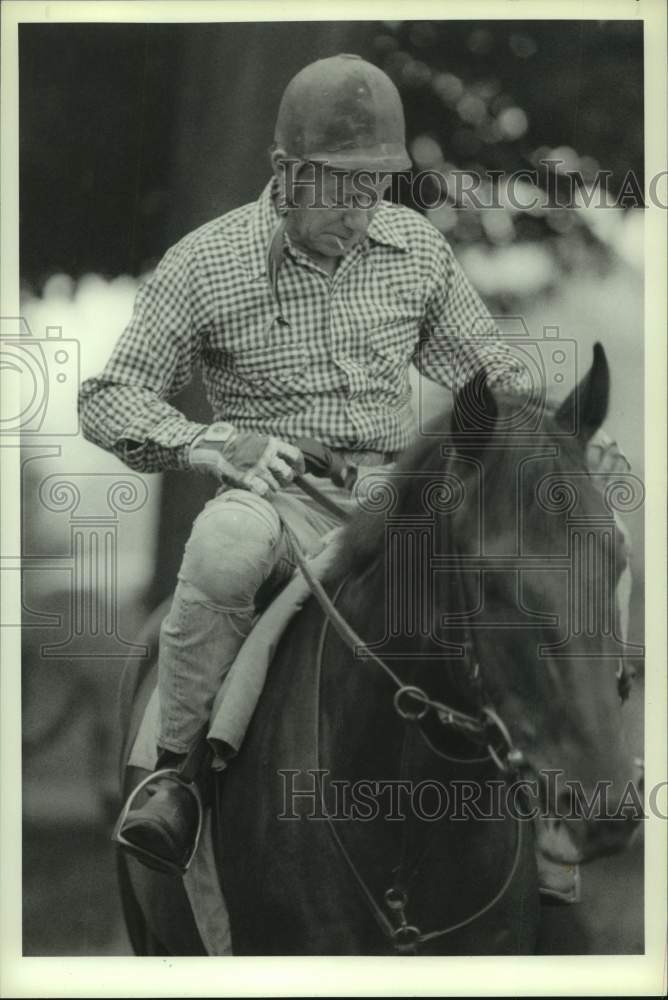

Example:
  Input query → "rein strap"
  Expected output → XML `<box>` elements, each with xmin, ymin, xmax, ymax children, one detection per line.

<box><xmin>281</xmin><ymin>516</ymin><xmax>486</xmax><ymax>737</ymax></box>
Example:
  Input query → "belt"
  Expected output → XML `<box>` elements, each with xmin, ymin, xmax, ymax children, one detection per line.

<box><xmin>331</xmin><ymin>448</ymin><xmax>399</xmax><ymax>468</ymax></box>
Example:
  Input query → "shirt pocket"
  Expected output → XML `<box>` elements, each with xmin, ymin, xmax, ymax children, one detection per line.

<box><xmin>366</xmin><ymin>304</ymin><xmax>422</xmax><ymax>373</ymax></box>
<box><xmin>363</xmin><ymin>269</ymin><xmax>424</xmax><ymax>366</ymax></box>
<box><xmin>231</xmin><ymin>341</ymin><xmax>310</xmax><ymax>396</ymax></box>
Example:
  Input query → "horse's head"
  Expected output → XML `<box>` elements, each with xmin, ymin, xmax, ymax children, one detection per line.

<box><xmin>446</xmin><ymin>344</ymin><xmax>640</xmax><ymax>862</ymax></box>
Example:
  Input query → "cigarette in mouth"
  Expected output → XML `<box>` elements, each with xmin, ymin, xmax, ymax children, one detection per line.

<box><xmin>332</xmin><ymin>236</ymin><xmax>346</xmax><ymax>251</ymax></box>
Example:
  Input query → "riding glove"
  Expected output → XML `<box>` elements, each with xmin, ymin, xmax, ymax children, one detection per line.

<box><xmin>188</xmin><ymin>422</ymin><xmax>305</xmax><ymax>497</ymax></box>
<box><xmin>586</xmin><ymin>428</ymin><xmax>631</xmax><ymax>483</ymax></box>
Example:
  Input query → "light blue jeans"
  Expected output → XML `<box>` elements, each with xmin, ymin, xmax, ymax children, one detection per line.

<box><xmin>157</xmin><ymin>475</ymin><xmax>360</xmax><ymax>753</ymax></box>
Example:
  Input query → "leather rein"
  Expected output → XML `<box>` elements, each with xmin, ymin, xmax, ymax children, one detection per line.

<box><xmin>285</xmin><ymin>472</ymin><xmax>529</xmax><ymax>953</ymax></box>
<box><xmin>289</xmin><ymin>473</ymin><xmax>528</xmax><ymax>769</ymax></box>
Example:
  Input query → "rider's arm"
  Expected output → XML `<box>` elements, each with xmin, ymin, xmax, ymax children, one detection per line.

<box><xmin>78</xmin><ymin>236</ymin><xmax>211</xmax><ymax>473</ymax></box>
<box><xmin>412</xmin><ymin>233</ymin><xmax>531</xmax><ymax>395</ymax></box>
<box><xmin>415</xmin><ymin>234</ymin><xmax>632</xmax><ymax>468</ymax></box>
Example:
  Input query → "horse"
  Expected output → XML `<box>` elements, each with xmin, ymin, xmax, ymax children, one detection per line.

<box><xmin>116</xmin><ymin>344</ymin><xmax>641</xmax><ymax>955</ymax></box>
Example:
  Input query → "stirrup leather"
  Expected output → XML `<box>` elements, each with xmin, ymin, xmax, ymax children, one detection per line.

<box><xmin>112</xmin><ymin>768</ymin><xmax>204</xmax><ymax>876</ymax></box>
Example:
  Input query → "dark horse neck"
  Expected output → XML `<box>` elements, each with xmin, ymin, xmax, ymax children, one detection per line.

<box><xmin>211</xmin><ymin>563</ymin><xmax>537</xmax><ymax>955</ymax></box>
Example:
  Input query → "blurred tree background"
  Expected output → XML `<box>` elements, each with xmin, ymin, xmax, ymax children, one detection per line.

<box><xmin>18</xmin><ymin>19</ymin><xmax>644</xmax><ymax>956</ymax></box>
<box><xmin>20</xmin><ymin>20</ymin><xmax>643</xmax><ymax>292</ymax></box>
<box><xmin>385</xmin><ymin>19</ymin><xmax>643</xmax><ymax>302</ymax></box>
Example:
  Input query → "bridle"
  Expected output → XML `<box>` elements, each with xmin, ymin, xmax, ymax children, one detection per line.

<box><xmin>290</xmin><ymin>471</ymin><xmax>535</xmax><ymax>766</ymax></box>
<box><xmin>286</xmin><ymin>465</ymin><xmax>635</xmax><ymax>952</ymax></box>
<box><xmin>283</xmin><ymin>501</ymin><xmax>514</xmax><ymax>757</ymax></box>
<box><xmin>284</xmin><ymin>473</ymin><xmax>532</xmax><ymax>953</ymax></box>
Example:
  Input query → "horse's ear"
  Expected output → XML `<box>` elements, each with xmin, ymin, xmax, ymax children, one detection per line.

<box><xmin>450</xmin><ymin>369</ymin><xmax>498</xmax><ymax>452</ymax></box>
<box><xmin>555</xmin><ymin>342</ymin><xmax>609</xmax><ymax>442</ymax></box>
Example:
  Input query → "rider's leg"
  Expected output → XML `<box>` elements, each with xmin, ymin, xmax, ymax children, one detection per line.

<box><xmin>117</xmin><ymin>486</ymin><xmax>336</xmax><ymax>872</ymax></box>
<box><xmin>157</xmin><ymin>489</ymin><xmax>291</xmax><ymax>755</ymax></box>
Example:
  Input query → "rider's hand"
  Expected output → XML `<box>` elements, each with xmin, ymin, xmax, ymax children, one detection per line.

<box><xmin>188</xmin><ymin>422</ymin><xmax>305</xmax><ymax>497</ymax></box>
<box><xmin>294</xmin><ymin>437</ymin><xmax>357</xmax><ymax>490</ymax></box>
<box><xmin>586</xmin><ymin>429</ymin><xmax>631</xmax><ymax>490</ymax></box>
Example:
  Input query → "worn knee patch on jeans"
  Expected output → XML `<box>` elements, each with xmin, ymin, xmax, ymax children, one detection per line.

<box><xmin>178</xmin><ymin>490</ymin><xmax>284</xmax><ymax>609</ymax></box>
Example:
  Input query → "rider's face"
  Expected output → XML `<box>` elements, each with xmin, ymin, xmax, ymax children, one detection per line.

<box><xmin>272</xmin><ymin>155</ymin><xmax>391</xmax><ymax>263</ymax></box>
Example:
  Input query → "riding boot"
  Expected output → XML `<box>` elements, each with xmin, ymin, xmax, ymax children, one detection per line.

<box><xmin>113</xmin><ymin>739</ymin><xmax>212</xmax><ymax>877</ymax></box>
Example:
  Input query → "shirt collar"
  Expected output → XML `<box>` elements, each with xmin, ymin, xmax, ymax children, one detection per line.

<box><xmin>242</xmin><ymin>177</ymin><xmax>409</xmax><ymax>281</ymax></box>
<box><xmin>367</xmin><ymin>204</ymin><xmax>409</xmax><ymax>253</ymax></box>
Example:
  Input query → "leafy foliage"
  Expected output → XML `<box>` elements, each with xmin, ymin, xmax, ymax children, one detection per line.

<box><xmin>373</xmin><ymin>20</ymin><xmax>643</xmax><ymax>306</ymax></box>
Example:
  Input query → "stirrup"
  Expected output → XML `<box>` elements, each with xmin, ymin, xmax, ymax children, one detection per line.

<box><xmin>112</xmin><ymin>768</ymin><xmax>204</xmax><ymax>877</ymax></box>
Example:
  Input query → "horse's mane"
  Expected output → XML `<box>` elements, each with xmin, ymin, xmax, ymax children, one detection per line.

<box><xmin>334</xmin><ymin>390</ymin><xmax>588</xmax><ymax>585</ymax></box>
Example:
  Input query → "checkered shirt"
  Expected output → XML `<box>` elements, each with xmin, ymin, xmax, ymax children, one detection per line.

<box><xmin>79</xmin><ymin>178</ymin><xmax>529</xmax><ymax>472</ymax></box>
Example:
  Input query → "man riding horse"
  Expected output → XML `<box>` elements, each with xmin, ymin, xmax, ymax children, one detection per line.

<box><xmin>79</xmin><ymin>54</ymin><xmax>627</xmax><ymax>877</ymax></box>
